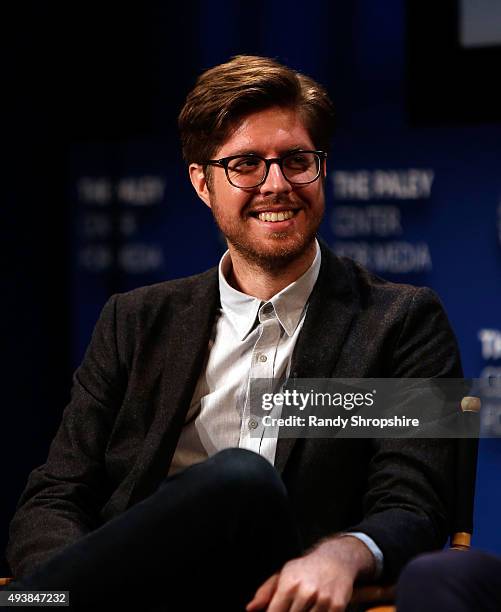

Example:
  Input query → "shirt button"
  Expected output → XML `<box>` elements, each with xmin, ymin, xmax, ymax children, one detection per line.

<box><xmin>259</xmin><ymin>354</ymin><xmax>267</xmax><ymax>363</ymax></box>
<box><xmin>248</xmin><ymin>418</ymin><xmax>258</xmax><ymax>430</ymax></box>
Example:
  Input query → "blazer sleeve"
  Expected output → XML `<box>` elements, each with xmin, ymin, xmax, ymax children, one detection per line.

<box><xmin>6</xmin><ymin>295</ymin><xmax>127</xmax><ymax>578</ymax></box>
<box><xmin>346</xmin><ymin>287</ymin><xmax>463</xmax><ymax>581</ymax></box>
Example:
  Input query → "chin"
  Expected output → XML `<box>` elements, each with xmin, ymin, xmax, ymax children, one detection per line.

<box><xmin>231</xmin><ymin>232</ymin><xmax>316</xmax><ymax>270</ymax></box>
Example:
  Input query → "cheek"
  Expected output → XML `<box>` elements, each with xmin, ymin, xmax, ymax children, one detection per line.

<box><xmin>301</xmin><ymin>183</ymin><xmax>324</xmax><ymax>208</ymax></box>
<box><xmin>314</xmin><ymin>182</ymin><xmax>326</xmax><ymax>204</ymax></box>
<box><xmin>212</xmin><ymin>182</ymin><xmax>253</xmax><ymax>214</ymax></box>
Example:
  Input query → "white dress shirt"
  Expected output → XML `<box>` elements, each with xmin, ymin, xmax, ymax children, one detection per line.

<box><xmin>168</xmin><ymin>239</ymin><xmax>383</xmax><ymax>575</ymax></box>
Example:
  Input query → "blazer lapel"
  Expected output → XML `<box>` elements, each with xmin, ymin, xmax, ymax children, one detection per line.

<box><xmin>275</xmin><ymin>243</ymin><xmax>359</xmax><ymax>473</ymax></box>
<box><xmin>126</xmin><ymin>269</ymin><xmax>220</xmax><ymax>507</ymax></box>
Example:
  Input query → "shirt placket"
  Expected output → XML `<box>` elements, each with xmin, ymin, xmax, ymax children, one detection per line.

<box><xmin>239</xmin><ymin>304</ymin><xmax>283</xmax><ymax>455</ymax></box>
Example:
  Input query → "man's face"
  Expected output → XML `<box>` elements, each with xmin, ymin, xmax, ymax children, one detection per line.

<box><xmin>190</xmin><ymin>106</ymin><xmax>326</xmax><ymax>269</ymax></box>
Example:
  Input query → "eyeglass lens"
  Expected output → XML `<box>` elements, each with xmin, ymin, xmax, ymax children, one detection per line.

<box><xmin>227</xmin><ymin>152</ymin><xmax>320</xmax><ymax>187</ymax></box>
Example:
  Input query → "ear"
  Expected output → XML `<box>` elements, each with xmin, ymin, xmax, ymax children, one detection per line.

<box><xmin>189</xmin><ymin>164</ymin><xmax>212</xmax><ymax>208</ymax></box>
<box><xmin>322</xmin><ymin>156</ymin><xmax>328</xmax><ymax>179</ymax></box>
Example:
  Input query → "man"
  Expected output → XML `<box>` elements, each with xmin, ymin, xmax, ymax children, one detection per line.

<box><xmin>5</xmin><ymin>56</ymin><xmax>462</xmax><ymax>611</ymax></box>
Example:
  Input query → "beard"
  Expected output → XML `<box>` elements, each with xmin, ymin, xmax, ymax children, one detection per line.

<box><xmin>209</xmin><ymin>194</ymin><xmax>324</xmax><ymax>272</ymax></box>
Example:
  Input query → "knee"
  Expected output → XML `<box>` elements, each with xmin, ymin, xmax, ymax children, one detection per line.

<box><xmin>212</xmin><ymin>448</ymin><xmax>280</xmax><ymax>487</ymax></box>
<box><xmin>397</xmin><ymin>552</ymin><xmax>449</xmax><ymax>609</ymax></box>
<box><xmin>400</xmin><ymin>549</ymin><xmax>484</xmax><ymax>587</ymax></box>
<box><xmin>210</xmin><ymin>448</ymin><xmax>287</xmax><ymax>505</ymax></box>
<box><xmin>399</xmin><ymin>552</ymin><xmax>444</xmax><ymax>587</ymax></box>
<box><xmin>398</xmin><ymin>550</ymin><xmax>467</xmax><ymax>604</ymax></box>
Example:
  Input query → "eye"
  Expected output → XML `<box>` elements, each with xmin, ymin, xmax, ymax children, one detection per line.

<box><xmin>228</xmin><ymin>156</ymin><xmax>262</xmax><ymax>173</ymax></box>
<box><xmin>284</xmin><ymin>152</ymin><xmax>314</xmax><ymax>171</ymax></box>
<box><xmin>283</xmin><ymin>151</ymin><xmax>315</xmax><ymax>174</ymax></box>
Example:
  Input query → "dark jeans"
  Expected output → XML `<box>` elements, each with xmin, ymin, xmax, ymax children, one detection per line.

<box><xmin>396</xmin><ymin>549</ymin><xmax>501</xmax><ymax>612</ymax></box>
<box><xmin>5</xmin><ymin>449</ymin><xmax>302</xmax><ymax>611</ymax></box>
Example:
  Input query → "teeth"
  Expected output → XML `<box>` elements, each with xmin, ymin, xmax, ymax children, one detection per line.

<box><xmin>258</xmin><ymin>210</ymin><xmax>296</xmax><ymax>222</ymax></box>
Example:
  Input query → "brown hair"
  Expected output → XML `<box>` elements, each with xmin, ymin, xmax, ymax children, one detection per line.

<box><xmin>178</xmin><ymin>55</ymin><xmax>335</xmax><ymax>166</ymax></box>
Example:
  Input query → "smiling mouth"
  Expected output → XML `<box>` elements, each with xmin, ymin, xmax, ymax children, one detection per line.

<box><xmin>253</xmin><ymin>209</ymin><xmax>299</xmax><ymax>223</ymax></box>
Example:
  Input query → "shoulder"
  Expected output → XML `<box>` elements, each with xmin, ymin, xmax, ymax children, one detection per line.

<box><xmin>320</xmin><ymin>243</ymin><xmax>438</xmax><ymax>313</ymax></box>
<box><xmin>316</xmin><ymin>243</ymin><xmax>462</xmax><ymax>376</ymax></box>
<box><xmin>89</xmin><ymin>266</ymin><xmax>219</xmax><ymax>369</ymax></box>
<box><xmin>109</xmin><ymin>266</ymin><xmax>219</xmax><ymax>317</ymax></box>
<box><xmin>92</xmin><ymin>267</ymin><xmax>219</xmax><ymax>347</ymax></box>
<box><xmin>340</xmin><ymin>255</ymin><xmax>453</xmax><ymax>342</ymax></box>
<box><xmin>344</xmin><ymin>255</ymin><xmax>438</xmax><ymax>305</ymax></box>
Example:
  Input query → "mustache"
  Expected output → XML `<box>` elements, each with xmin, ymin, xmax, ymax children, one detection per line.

<box><xmin>245</xmin><ymin>196</ymin><xmax>299</xmax><ymax>215</ymax></box>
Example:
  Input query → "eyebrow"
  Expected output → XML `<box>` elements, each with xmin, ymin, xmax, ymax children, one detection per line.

<box><xmin>224</xmin><ymin>145</ymin><xmax>308</xmax><ymax>158</ymax></box>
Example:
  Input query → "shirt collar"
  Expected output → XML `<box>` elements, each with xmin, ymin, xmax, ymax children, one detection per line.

<box><xmin>218</xmin><ymin>239</ymin><xmax>321</xmax><ymax>340</ymax></box>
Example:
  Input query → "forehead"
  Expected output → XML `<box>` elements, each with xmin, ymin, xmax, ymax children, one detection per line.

<box><xmin>216</xmin><ymin>106</ymin><xmax>314</xmax><ymax>157</ymax></box>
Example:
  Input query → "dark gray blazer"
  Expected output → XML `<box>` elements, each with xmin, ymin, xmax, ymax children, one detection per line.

<box><xmin>7</xmin><ymin>243</ymin><xmax>463</xmax><ymax>581</ymax></box>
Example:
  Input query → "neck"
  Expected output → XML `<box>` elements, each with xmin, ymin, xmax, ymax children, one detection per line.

<box><xmin>226</xmin><ymin>242</ymin><xmax>317</xmax><ymax>300</ymax></box>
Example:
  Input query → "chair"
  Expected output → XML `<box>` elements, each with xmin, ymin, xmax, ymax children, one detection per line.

<box><xmin>349</xmin><ymin>395</ymin><xmax>480</xmax><ymax>612</ymax></box>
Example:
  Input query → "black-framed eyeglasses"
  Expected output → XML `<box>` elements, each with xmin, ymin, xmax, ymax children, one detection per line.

<box><xmin>199</xmin><ymin>150</ymin><xmax>327</xmax><ymax>189</ymax></box>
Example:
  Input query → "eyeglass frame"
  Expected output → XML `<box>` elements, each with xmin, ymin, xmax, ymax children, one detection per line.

<box><xmin>198</xmin><ymin>150</ymin><xmax>328</xmax><ymax>188</ymax></box>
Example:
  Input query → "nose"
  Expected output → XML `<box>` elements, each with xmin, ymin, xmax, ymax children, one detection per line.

<box><xmin>259</xmin><ymin>160</ymin><xmax>292</xmax><ymax>196</ymax></box>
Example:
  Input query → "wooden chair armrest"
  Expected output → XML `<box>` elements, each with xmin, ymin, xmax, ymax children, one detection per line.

<box><xmin>350</xmin><ymin>583</ymin><xmax>396</xmax><ymax>605</ymax></box>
